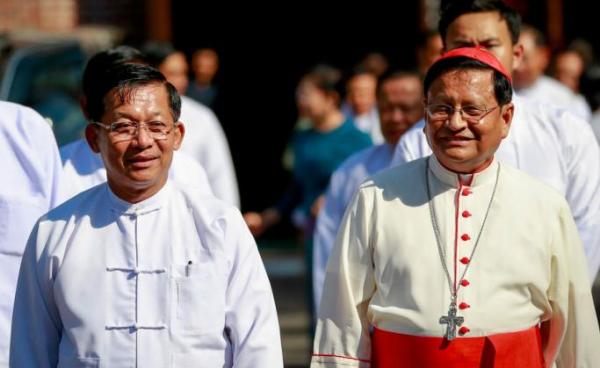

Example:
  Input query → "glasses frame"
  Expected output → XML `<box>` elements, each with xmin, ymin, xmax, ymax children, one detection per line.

<box><xmin>91</xmin><ymin>120</ymin><xmax>178</xmax><ymax>143</ymax></box>
<box><xmin>425</xmin><ymin>104</ymin><xmax>500</xmax><ymax>125</ymax></box>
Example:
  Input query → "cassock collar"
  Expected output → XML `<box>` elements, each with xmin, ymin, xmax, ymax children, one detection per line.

<box><xmin>106</xmin><ymin>181</ymin><xmax>171</xmax><ymax>216</ymax></box>
<box><xmin>429</xmin><ymin>155</ymin><xmax>499</xmax><ymax>188</ymax></box>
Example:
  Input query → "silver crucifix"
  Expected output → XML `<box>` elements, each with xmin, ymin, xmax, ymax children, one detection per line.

<box><xmin>439</xmin><ymin>302</ymin><xmax>464</xmax><ymax>340</ymax></box>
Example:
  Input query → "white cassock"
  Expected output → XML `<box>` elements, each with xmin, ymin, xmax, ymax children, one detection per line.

<box><xmin>179</xmin><ymin>96</ymin><xmax>240</xmax><ymax>207</ymax></box>
<box><xmin>60</xmin><ymin>138</ymin><xmax>213</xmax><ymax>200</ymax></box>
<box><xmin>312</xmin><ymin>156</ymin><xmax>600</xmax><ymax>368</ymax></box>
<box><xmin>0</xmin><ymin>101</ymin><xmax>66</xmax><ymax>367</ymax></box>
<box><xmin>392</xmin><ymin>94</ymin><xmax>600</xmax><ymax>280</ymax></box>
<box><xmin>517</xmin><ymin>75</ymin><xmax>591</xmax><ymax>121</ymax></box>
<box><xmin>312</xmin><ymin>143</ymin><xmax>394</xmax><ymax>310</ymax></box>
<box><xmin>10</xmin><ymin>181</ymin><xmax>283</xmax><ymax>368</ymax></box>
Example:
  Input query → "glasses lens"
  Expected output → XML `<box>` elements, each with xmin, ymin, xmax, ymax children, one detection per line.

<box><xmin>109</xmin><ymin>121</ymin><xmax>171</xmax><ymax>142</ymax></box>
<box><xmin>428</xmin><ymin>104</ymin><xmax>451</xmax><ymax>120</ymax></box>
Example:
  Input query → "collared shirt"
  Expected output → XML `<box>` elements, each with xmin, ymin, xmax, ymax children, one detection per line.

<box><xmin>60</xmin><ymin>138</ymin><xmax>213</xmax><ymax>200</ymax></box>
<box><xmin>179</xmin><ymin>96</ymin><xmax>240</xmax><ymax>208</ymax></box>
<box><xmin>312</xmin><ymin>156</ymin><xmax>600</xmax><ymax>367</ymax></box>
<box><xmin>392</xmin><ymin>94</ymin><xmax>600</xmax><ymax>280</ymax></box>
<box><xmin>10</xmin><ymin>181</ymin><xmax>283</xmax><ymax>368</ymax></box>
<box><xmin>313</xmin><ymin>143</ymin><xmax>394</xmax><ymax>310</ymax></box>
<box><xmin>0</xmin><ymin>101</ymin><xmax>66</xmax><ymax>367</ymax></box>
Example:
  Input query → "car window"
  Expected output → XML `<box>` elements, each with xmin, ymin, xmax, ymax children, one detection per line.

<box><xmin>0</xmin><ymin>41</ymin><xmax>87</xmax><ymax>146</ymax></box>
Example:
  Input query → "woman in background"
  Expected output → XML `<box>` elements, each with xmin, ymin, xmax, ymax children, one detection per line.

<box><xmin>244</xmin><ymin>64</ymin><xmax>372</xmax><ymax>326</ymax></box>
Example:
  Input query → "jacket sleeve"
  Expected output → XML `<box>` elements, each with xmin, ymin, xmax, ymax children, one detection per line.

<box><xmin>10</xmin><ymin>221</ymin><xmax>61</xmax><ymax>368</ymax></box>
<box><xmin>311</xmin><ymin>187</ymin><xmax>376</xmax><ymax>368</ymax></box>
<box><xmin>560</xmin><ymin>110</ymin><xmax>600</xmax><ymax>281</ymax></box>
<box><xmin>224</xmin><ymin>209</ymin><xmax>283</xmax><ymax>368</ymax></box>
<box><xmin>545</xmin><ymin>200</ymin><xmax>600</xmax><ymax>367</ymax></box>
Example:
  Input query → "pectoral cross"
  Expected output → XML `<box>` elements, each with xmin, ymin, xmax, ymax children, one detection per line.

<box><xmin>439</xmin><ymin>302</ymin><xmax>464</xmax><ymax>340</ymax></box>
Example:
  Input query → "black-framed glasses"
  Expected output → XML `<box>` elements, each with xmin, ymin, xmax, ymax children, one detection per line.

<box><xmin>425</xmin><ymin>104</ymin><xmax>499</xmax><ymax>125</ymax></box>
<box><xmin>92</xmin><ymin>121</ymin><xmax>177</xmax><ymax>143</ymax></box>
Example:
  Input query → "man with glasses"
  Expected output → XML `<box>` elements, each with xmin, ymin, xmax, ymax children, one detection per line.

<box><xmin>393</xmin><ymin>0</ymin><xmax>600</xmax><ymax>283</ymax></box>
<box><xmin>311</xmin><ymin>47</ymin><xmax>599</xmax><ymax>367</ymax></box>
<box><xmin>10</xmin><ymin>63</ymin><xmax>283</xmax><ymax>367</ymax></box>
<box><xmin>60</xmin><ymin>46</ymin><xmax>213</xmax><ymax>203</ymax></box>
<box><xmin>60</xmin><ymin>46</ymin><xmax>213</xmax><ymax>201</ymax></box>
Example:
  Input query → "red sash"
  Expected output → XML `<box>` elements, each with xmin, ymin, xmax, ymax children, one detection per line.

<box><xmin>372</xmin><ymin>326</ymin><xmax>544</xmax><ymax>368</ymax></box>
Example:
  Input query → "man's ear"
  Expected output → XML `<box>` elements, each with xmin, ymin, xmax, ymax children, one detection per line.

<box><xmin>79</xmin><ymin>96</ymin><xmax>89</xmax><ymax>120</ymax></box>
<box><xmin>500</xmin><ymin>102</ymin><xmax>514</xmax><ymax>139</ymax></box>
<box><xmin>421</xmin><ymin>96</ymin><xmax>428</xmax><ymax>118</ymax></box>
<box><xmin>173</xmin><ymin>121</ymin><xmax>185</xmax><ymax>150</ymax></box>
<box><xmin>85</xmin><ymin>124</ymin><xmax>101</xmax><ymax>153</ymax></box>
<box><xmin>512</xmin><ymin>43</ymin><xmax>524</xmax><ymax>72</ymax></box>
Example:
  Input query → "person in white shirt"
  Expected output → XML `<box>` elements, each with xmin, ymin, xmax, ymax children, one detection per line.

<box><xmin>10</xmin><ymin>63</ymin><xmax>282</xmax><ymax>367</ymax></box>
<box><xmin>60</xmin><ymin>46</ymin><xmax>213</xmax><ymax>200</ymax></box>
<box><xmin>393</xmin><ymin>0</ymin><xmax>600</xmax><ymax>281</ymax></box>
<box><xmin>143</xmin><ymin>42</ymin><xmax>240</xmax><ymax>207</ymax></box>
<box><xmin>312</xmin><ymin>45</ymin><xmax>600</xmax><ymax>368</ymax></box>
<box><xmin>0</xmin><ymin>101</ymin><xmax>66</xmax><ymax>367</ymax></box>
<box><xmin>312</xmin><ymin>71</ymin><xmax>423</xmax><ymax>311</ymax></box>
<box><xmin>513</xmin><ymin>24</ymin><xmax>592</xmax><ymax>121</ymax></box>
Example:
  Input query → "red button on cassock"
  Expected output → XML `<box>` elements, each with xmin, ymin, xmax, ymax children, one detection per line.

<box><xmin>460</xmin><ymin>279</ymin><xmax>470</xmax><ymax>287</ymax></box>
<box><xmin>459</xmin><ymin>326</ymin><xmax>470</xmax><ymax>335</ymax></box>
<box><xmin>460</xmin><ymin>257</ymin><xmax>470</xmax><ymax>264</ymax></box>
<box><xmin>461</xmin><ymin>234</ymin><xmax>471</xmax><ymax>241</ymax></box>
<box><xmin>462</xmin><ymin>189</ymin><xmax>472</xmax><ymax>196</ymax></box>
<box><xmin>462</xmin><ymin>211</ymin><xmax>472</xmax><ymax>218</ymax></box>
<box><xmin>459</xmin><ymin>302</ymin><xmax>470</xmax><ymax>310</ymax></box>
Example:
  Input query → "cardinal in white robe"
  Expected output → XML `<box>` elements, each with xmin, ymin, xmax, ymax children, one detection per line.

<box><xmin>312</xmin><ymin>47</ymin><xmax>600</xmax><ymax>368</ymax></box>
<box><xmin>393</xmin><ymin>1</ymin><xmax>600</xmax><ymax>281</ymax></box>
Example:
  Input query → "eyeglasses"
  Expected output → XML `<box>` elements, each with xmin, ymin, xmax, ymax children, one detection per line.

<box><xmin>425</xmin><ymin>104</ymin><xmax>499</xmax><ymax>125</ymax></box>
<box><xmin>92</xmin><ymin>121</ymin><xmax>177</xmax><ymax>142</ymax></box>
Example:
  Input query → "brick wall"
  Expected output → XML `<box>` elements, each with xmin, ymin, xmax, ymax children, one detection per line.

<box><xmin>0</xmin><ymin>0</ymin><xmax>77</xmax><ymax>32</ymax></box>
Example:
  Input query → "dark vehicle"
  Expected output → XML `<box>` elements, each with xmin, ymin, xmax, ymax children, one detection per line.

<box><xmin>0</xmin><ymin>39</ymin><xmax>87</xmax><ymax>146</ymax></box>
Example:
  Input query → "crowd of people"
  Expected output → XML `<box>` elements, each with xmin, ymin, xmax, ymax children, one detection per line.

<box><xmin>2</xmin><ymin>0</ymin><xmax>600</xmax><ymax>367</ymax></box>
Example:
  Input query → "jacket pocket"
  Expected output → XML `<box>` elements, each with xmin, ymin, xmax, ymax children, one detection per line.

<box><xmin>171</xmin><ymin>260</ymin><xmax>226</xmax><ymax>333</ymax></box>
